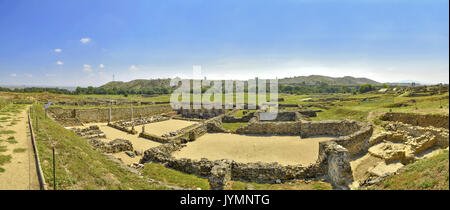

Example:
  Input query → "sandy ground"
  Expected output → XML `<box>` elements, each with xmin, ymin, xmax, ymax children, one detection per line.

<box><xmin>128</xmin><ymin>119</ymin><xmax>198</xmax><ymax>136</ymax></box>
<box><xmin>72</xmin><ymin>123</ymin><xmax>163</xmax><ymax>165</ymax></box>
<box><xmin>0</xmin><ymin>106</ymin><xmax>40</xmax><ymax>190</ymax></box>
<box><xmin>172</xmin><ymin>133</ymin><xmax>334</xmax><ymax>166</ymax></box>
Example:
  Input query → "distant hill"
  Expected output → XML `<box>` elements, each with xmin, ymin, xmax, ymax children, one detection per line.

<box><xmin>278</xmin><ymin>75</ymin><xmax>381</xmax><ymax>86</ymax></box>
<box><xmin>100</xmin><ymin>79</ymin><xmax>172</xmax><ymax>90</ymax></box>
<box><xmin>99</xmin><ymin>75</ymin><xmax>381</xmax><ymax>90</ymax></box>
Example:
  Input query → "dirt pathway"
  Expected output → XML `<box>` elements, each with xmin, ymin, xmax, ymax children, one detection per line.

<box><xmin>0</xmin><ymin>106</ymin><xmax>40</xmax><ymax>190</ymax></box>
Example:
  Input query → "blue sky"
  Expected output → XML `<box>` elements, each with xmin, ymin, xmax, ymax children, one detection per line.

<box><xmin>0</xmin><ymin>0</ymin><xmax>448</xmax><ymax>87</ymax></box>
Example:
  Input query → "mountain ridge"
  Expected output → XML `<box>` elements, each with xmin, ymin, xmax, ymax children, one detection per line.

<box><xmin>99</xmin><ymin>75</ymin><xmax>381</xmax><ymax>90</ymax></box>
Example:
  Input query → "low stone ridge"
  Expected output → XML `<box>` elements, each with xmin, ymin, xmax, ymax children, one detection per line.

<box><xmin>236</xmin><ymin>118</ymin><xmax>369</xmax><ymax>140</ymax></box>
<box><xmin>257</xmin><ymin>111</ymin><xmax>303</xmax><ymax>122</ymax></box>
<box><xmin>89</xmin><ymin>139</ymin><xmax>133</xmax><ymax>153</ymax></box>
<box><xmin>47</xmin><ymin>105</ymin><xmax>172</xmax><ymax>125</ymax></box>
<box><xmin>178</xmin><ymin>108</ymin><xmax>225</xmax><ymax>119</ymax></box>
<box><xmin>222</xmin><ymin>111</ymin><xmax>255</xmax><ymax>123</ymax></box>
<box><xmin>108</xmin><ymin>122</ymin><xmax>138</xmax><ymax>134</ymax></box>
<box><xmin>301</xmin><ymin>120</ymin><xmax>364</xmax><ymax>137</ymax></box>
<box><xmin>53</xmin><ymin>99</ymin><xmax>155</xmax><ymax>106</ymax></box>
<box><xmin>71</xmin><ymin>125</ymin><xmax>106</xmax><ymax>139</ymax></box>
<box><xmin>380</xmin><ymin>112</ymin><xmax>449</xmax><ymax>129</ymax></box>
<box><xmin>114</xmin><ymin>115</ymin><xmax>169</xmax><ymax>127</ymax></box>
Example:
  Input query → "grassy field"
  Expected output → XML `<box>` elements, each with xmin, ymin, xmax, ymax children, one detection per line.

<box><xmin>142</xmin><ymin>162</ymin><xmax>332</xmax><ymax>190</ymax></box>
<box><xmin>30</xmin><ymin>103</ymin><xmax>168</xmax><ymax>190</ymax></box>
<box><xmin>0</xmin><ymin>98</ymin><xmax>10</xmax><ymax>110</ymax></box>
<box><xmin>311</xmin><ymin>92</ymin><xmax>449</xmax><ymax>121</ymax></box>
<box><xmin>369</xmin><ymin>150</ymin><xmax>449</xmax><ymax>190</ymax></box>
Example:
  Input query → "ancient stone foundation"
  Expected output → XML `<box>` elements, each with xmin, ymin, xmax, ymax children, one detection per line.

<box><xmin>208</xmin><ymin>160</ymin><xmax>233</xmax><ymax>190</ymax></box>
<box><xmin>71</xmin><ymin>125</ymin><xmax>106</xmax><ymax>139</ymax></box>
<box><xmin>89</xmin><ymin>139</ymin><xmax>133</xmax><ymax>153</ymax></box>
<box><xmin>48</xmin><ymin>104</ymin><xmax>172</xmax><ymax>125</ymax></box>
<box><xmin>140</xmin><ymin>119</ymin><xmax>372</xmax><ymax>189</ymax></box>
<box><xmin>380</xmin><ymin>112</ymin><xmax>449</xmax><ymax>129</ymax></box>
<box><xmin>178</xmin><ymin>108</ymin><xmax>225</xmax><ymax>119</ymax></box>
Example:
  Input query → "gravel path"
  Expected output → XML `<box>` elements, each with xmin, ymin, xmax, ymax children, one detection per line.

<box><xmin>0</xmin><ymin>106</ymin><xmax>40</xmax><ymax>190</ymax></box>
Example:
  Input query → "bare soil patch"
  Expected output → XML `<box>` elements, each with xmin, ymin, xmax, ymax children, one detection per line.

<box><xmin>128</xmin><ymin>119</ymin><xmax>198</xmax><ymax>136</ymax></box>
<box><xmin>172</xmin><ymin>133</ymin><xmax>334</xmax><ymax>166</ymax></box>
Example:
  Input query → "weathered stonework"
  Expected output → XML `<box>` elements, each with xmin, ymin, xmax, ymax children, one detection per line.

<box><xmin>178</xmin><ymin>108</ymin><xmax>225</xmax><ymax>119</ymax></box>
<box><xmin>325</xmin><ymin>142</ymin><xmax>353</xmax><ymax>190</ymax></box>
<box><xmin>108</xmin><ymin>123</ymin><xmax>138</xmax><ymax>134</ymax></box>
<box><xmin>209</xmin><ymin>160</ymin><xmax>233</xmax><ymax>190</ymax></box>
<box><xmin>89</xmin><ymin>139</ymin><xmax>133</xmax><ymax>153</ymax></box>
<box><xmin>380</xmin><ymin>112</ymin><xmax>449</xmax><ymax>129</ymax></box>
<box><xmin>71</xmin><ymin>125</ymin><xmax>106</xmax><ymax>139</ymax></box>
<box><xmin>367</xmin><ymin>120</ymin><xmax>449</xmax><ymax>164</ymax></box>
<box><xmin>48</xmin><ymin>105</ymin><xmax>172</xmax><ymax>125</ymax></box>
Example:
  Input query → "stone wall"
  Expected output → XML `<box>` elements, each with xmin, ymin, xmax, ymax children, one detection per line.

<box><xmin>222</xmin><ymin>112</ymin><xmax>255</xmax><ymax>123</ymax></box>
<box><xmin>70</xmin><ymin>125</ymin><xmax>106</xmax><ymax>139</ymax></box>
<box><xmin>333</xmin><ymin>124</ymin><xmax>373</xmax><ymax>156</ymax></box>
<box><xmin>236</xmin><ymin>118</ymin><xmax>371</xmax><ymax>144</ymax></box>
<box><xmin>140</xmin><ymin>142</ymin><xmax>328</xmax><ymax>183</ymax></box>
<box><xmin>178</xmin><ymin>108</ymin><xmax>225</xmax><ymax>119</ymax></box>
<box><xmin>139</xmin><ymin>123</ymin><xmax>207</xmax><ymax>143</ymax></box>
<box><xmin>257</xmin><ymin>111</ymin><xmax>302</xmax><ymax>121</ymax></box>
<box><xmin>380</xmin><ymin>112</ymin><xmax>449</xmax><ymax>129</ymax></box>
<box><xmin>48</xmin><ymin>104</ymin><xmax>172</xmax><ymax>125</ymax></box>
<box><xmin>300</xmin><ymin>120</ymin><xmax>363</xmax><ymax>137</ymax></box>
<box><xmin>89</xmin><ymin>139</ymin><xmax>133</xmax><ymax>153</ymax></box>
<box><xmin>236</xmin><ymin>121</ymin><xmax>302</xmax><ymax>135</ymax></box>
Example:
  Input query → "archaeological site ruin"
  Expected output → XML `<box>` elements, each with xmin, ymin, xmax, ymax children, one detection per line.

<box><xmin>45</xmin><ymin>97</ymin><xmax>449</xmax><ymax>190</ymax></box>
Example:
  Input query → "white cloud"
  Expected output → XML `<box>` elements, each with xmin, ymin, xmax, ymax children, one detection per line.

<box><xmin>80</xmin><ymin>38</ymin><xmax>91</xmax><ymax>44</ymax></box>
<box><xmin>129</xmin><ymin>65</ymin><xmax>139</xmax><ymax>71</ymax></box>
<box><xmin>56</xmin><ymin>61</ymin><xmax>64</xmax><ymax>65</ymax></box>
<box><xmin>99</xmin><ymin>64</ymin><xmax>105</xmax><ymax>69</ymax></box>
<box><xmin>83</xmin><ymin>64</ymin><xmax>93</xmax><ymax>72</ymax></box>
<box><xmin>46</xmin><ymin>74</ymin><xmax>56</xmax><ymax>77</ymax></box>
<box><xmin>25</xmin><ymin>73</ymin><xmax>33</xmax><ymax>78</ymax></box>
<box><xmin>54</xmin><ymin>49</ymin><xmax>62</xmax><ymax>53</ymax></box>
<box><xmin>9</xmin><ymin>73</ymin><xmax>17</xmax><ymax>77</ymax></box>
